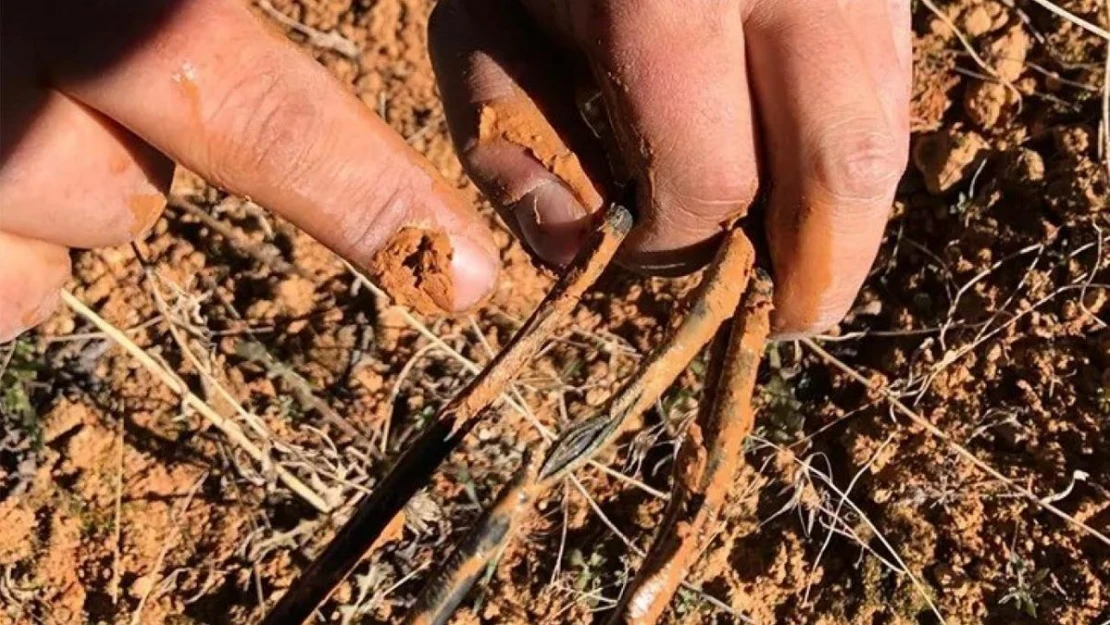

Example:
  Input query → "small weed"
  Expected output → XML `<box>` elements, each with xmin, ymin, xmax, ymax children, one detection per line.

<box><xmin>1</xmin><ymin>339</ymin><xmax>44</xmax><ymax>449</ymax></box>
<box><xmin>755</xmin><ymin>372</ymin><xmax>804</xmax><ymax>444</ymax></box>
<box><xmin>567</xmin><ymin>548</ymin><xmax>606</xmax><ymax>608</ymax></box>
<box><xmin>659</xmin><ymin>387</ymin><xmax>695</xmax><ymax>423</ymax></box>
<box><xmin>415</xmin><ymin>405</ymin><xmax>436</xmax><ymax>428</ymax></box>
<box><xmin>560</xmin><ymin>358</ymin><xmax>584</xmax><ymax>381</ymax></box>
<box><xmin>688</xmin><ymin>355</ymin><xmax>706</xmax><ymax>377</ymax></box>
<box><xmin>275</xmin><ymin>395</ymin><xmax>306</xmax><ymax>422</ymax></box>
<box><xmin>58</xmin><ymin>488</ymin><xmax>113</xmax><ymax>538</ymax></box>
<box><xmin>672</xmin><ymin>587</ymin><xmax>710</xmax><ymax>619</ymax></box>
<box><xmin>451</xmin><ymin>465</ymin><xmax>481</xmax><ymax>508</ymax></box>
<box><xmin>1000</xmin><ymin>551</ymin><xmax>1048</xmax><ymax>618</ymax></box>
<box><xmin>1096</xmin><ymin>388</ymin><xmax>1110</xmax><ymax>415</ymax></box>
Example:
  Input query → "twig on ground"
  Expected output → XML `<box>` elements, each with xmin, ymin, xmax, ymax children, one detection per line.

<box><xmin>235</xmin><ymin>338</ymin><xmax>379</xmax><ymax>448</ymax></box>
<box><xmin>920</xmin><ymin>0</ymin><xmax>1009</xmax><ymax>86</ymax></box>
<box><xmin>915</xmin><ymin>283</ymin><xmax>1109</xmax><ymax>398</ymax></box>
<box><xmin>255</xmin><ymin>0</ymin><xmax>361</xmax><ymax>58</ymax></box>
<box><xmin>753</xmin><ymin>436</ymin><xmax>946</xmax><ymax>623</ymax></box>
<box><xmin>110</xmin><ymin>415</ymin><xmax>126</xmax><ymax>606</ymax></box>
<box><xmin>1025</xmin><ymin>0</ymin><xmax>1110</xmax><ymax>40</ymax></box>
<box><xmin>385</xmin><ymin>339</ymin><xmax>457</xmax><ymax>450</ymax></box>
<box><xmin>1103</xmin><ymin>0</ymin><xmax>1110</xmax><ymax>179</ymax></box>
<box><xmin>1079</xmin><ymin>219</ymin><xmax>1108</xmax><ymax>329</ymax></box>
<box><xmin>803</xmin><ymin>435</ymin><xmax>895</xmax><ymax>605</ymax></box>
<box><xmin>168</xmin><ymin>195</ymin><xmax>309</xmax><ymax>279</ymax></box>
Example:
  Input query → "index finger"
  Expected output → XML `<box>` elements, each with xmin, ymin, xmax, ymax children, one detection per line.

<box><xmin>34</xmin><ymin>0</ymin><xmax>499</xmax><ymax>312</ymax></box>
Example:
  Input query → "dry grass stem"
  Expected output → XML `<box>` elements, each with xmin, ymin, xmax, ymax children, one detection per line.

<box><xmin>255</xmin><ymin>0</ymin><xmax>361</xmax><ymax>58</ymax></box>
<box><xmin>60</xmin><ymin>289</ymin><xmax>333</xmax><ymax>513</ymax></box>
<box><xmin>1026</xmin><ymin>0</ymin><xmax>1110</xmax><ymax>40</ymax></box>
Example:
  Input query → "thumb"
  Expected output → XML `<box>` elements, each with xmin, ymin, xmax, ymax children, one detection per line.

<box><xmin>43</xmin><ymin>0</ymin><xmax>499</xmax><ymax>313</ymax></box>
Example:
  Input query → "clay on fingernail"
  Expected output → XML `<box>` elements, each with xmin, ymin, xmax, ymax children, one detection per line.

<box><xmin>368</xmin><ymin>227</ymin><xmax>456</xmax><ymax>314</ymax></box>
<box><xmin>127</xmin><ymin>192</ymin><xmax>168</xmax><ymax>237</ymax></box>
<box><xmin>368</xmin><ymin>226</ymin><xmax>497</xmax><ymax>315</ymax></box>
<box><xmin>478</xmin><ymin>97</ymin><xmax>603</xmax><ymax>211</ymax></box>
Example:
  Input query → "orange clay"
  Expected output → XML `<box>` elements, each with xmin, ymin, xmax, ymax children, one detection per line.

<box><xmin>126</xmin><ymin>192</ymin><xmax>166</xmax><ymax>237</ymax></box>
<box><xmin>367</xmin><ymin>227</ymin><xmax>457</xmax><ymax>314</ymax></box>
<box><xmin>372</xmin><ymin>511</ymin><xmax>406</xmax><ymax>551</ymax></box>
<box><xmin>612</xmin><ymin>272</ymin><xmax>773</xmax><ymax>625</ymax></box>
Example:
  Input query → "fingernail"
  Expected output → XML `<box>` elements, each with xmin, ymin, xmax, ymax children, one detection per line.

<box><xmin>512</xmin><ymin>181</ymin><xmax>588</xmax><ymax>267</ymax></box>
<box><xmin>447</xmin><ymin>233</ymin><xmax>499</xmax><ymax>312</ymax></box>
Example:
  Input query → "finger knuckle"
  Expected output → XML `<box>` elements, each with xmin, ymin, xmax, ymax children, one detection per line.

<box><xmin>335</xmin><ymin>171</ymin><xmax>415</xmax><ymax>265</ymax></box>
<box><xmin>809</xmin><ymin>121</ymin><xmax>905</xmax><ymax>203</ymax></box>
<box><xmin>203</xmin><ymin>62</ymin><xmax>325</xmax><ymax>190</ymax></box>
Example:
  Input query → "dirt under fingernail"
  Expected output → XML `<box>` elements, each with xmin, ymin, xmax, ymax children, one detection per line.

<box><xmin>367</xmin><ymin>227</ymin><xmax>496</xmax><ymax>314</ymax></box>
<box><xmin>368</xmin><ymin>227</ymin><xmax>458</xmax><ymax>314</ymax></box>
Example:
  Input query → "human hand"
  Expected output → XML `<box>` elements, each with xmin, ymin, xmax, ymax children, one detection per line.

<box><xmin>428</xmin><ymin>0</ymin><xmax>910</xmax><ymax>336</ymax></box>
<box><xmin>0</xmin><ymin>0</ymin><xmax>501</xmax><ymax>343</ymax></box>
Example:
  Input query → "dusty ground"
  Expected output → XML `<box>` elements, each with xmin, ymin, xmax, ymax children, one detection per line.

<box><xmin>2</xmin><ymin>0</ymin><xmax>1108</xmax><ymax>623</ymax></box>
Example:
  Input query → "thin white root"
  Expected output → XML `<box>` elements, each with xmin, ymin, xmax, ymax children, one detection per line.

<box><xmin>801</xmin><ymin>337</ymin><xmax>1110</xmax><ymax>547</ymax></box>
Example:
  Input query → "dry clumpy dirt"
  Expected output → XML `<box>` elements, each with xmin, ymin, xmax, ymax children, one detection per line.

<box><xmin>2</xmin><ymin>0</ymin><xmax>1109</xmax><ymax>624</ymax></box>
<box><xmin>368</xmin><ymin>227</ymin><xmax>457</xmax><ymax>315</ymax></box>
